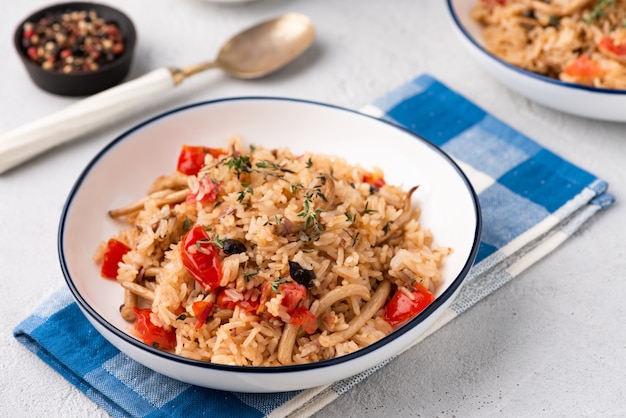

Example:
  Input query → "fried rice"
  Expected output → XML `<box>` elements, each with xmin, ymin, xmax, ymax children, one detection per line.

<box><xmin>94</xmin><ymin>136</ymin><xmax>450</xmax><ymax>366</ymax></box>
<box><xmin>472</xmin><ymin>0</ymin><xmax>626</xmax><ymax>88</ymax></box>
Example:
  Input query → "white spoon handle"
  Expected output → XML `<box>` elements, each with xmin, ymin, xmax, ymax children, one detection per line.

<box><xmin>0</xmin><ymin>67</ymin><xmax>175</xmax><ymax>174</ymax></box>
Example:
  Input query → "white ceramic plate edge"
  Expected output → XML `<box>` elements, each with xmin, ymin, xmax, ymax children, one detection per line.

<box><xmin>59</xmin><ymin>97</ymin><xmax>482</xmax><ymax>392</ymax></box>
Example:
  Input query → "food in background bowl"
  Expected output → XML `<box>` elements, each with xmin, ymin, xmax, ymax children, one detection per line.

<box><xmin>447</xmin><ymin>0</ymin><xmax>626</xmax><ymax>122</ymax></box>
<box><xmin>471</xmin><ymin>0</ymin><xmax>626</xmax><ymax>89</ymax></box>
<box><xmin>94</xmin><ymin>136</ymin><xmax>451</xmax><ymax>366</ymax></box>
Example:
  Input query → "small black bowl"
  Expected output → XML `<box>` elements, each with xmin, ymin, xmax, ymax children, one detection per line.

<box><xmin>14</xmin><ymin>2</ymin><xmax>137</xmax><ymax>96</ymax></box>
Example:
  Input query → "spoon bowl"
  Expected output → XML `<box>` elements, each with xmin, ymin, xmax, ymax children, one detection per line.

<box><xmin>216</xmin><ymin>13</ymin><xmax>315</xmax><ymax>79</ymax></box>
<box><xmin>172</xmin><ymin>13</ymin><xmax>315</xmax><ymax>83</ymax></box>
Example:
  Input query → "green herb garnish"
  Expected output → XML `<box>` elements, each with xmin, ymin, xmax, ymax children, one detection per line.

<box><xmin>237</xmin><ymin>184</ymin><xmax>254</xmax><ymax>203</ymax></box>
<box><xmin>211</xmin><ymin>233</ymin><xmax>224</xmax><ymax>249</ymax></box>
<box><xmin>363</xmin><ymin>201</ymin><xmax>377</xmax><ymax>214</ymax></box>
<box><xmin>243</xmin><ymin>269</ymin><xmax>259</xmax><ymax>282</ymax></box>
<box><xmin>225</xmin><ymin>154</ymin><xmax>252</xmax><ymax>177</ymax></box>
<box><xmin>195</xmin><ymin>238</ymin><xmax>211</xmax><ymax>249</ymax></box>
<box><xmin>271</xmin><ymin>278</ymin><xmax>287</xmax><ymax>294</ymax></box>
<box><xmin>585</xmin><ymin>0</ymin><xmax>614</xmax><ymax>23</ymax></box>
<box><xmin>345</xmin><ymin>212</ymin><xmax>357</xmax><ymax>223</ymax></box>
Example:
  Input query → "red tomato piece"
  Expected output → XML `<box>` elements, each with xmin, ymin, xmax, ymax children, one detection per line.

<box><xmin>216</xmin><ymin>289</ymin><xmax>259</xmax><ymax>313</ymax></box>
<box><xmin>216</xmin><ymin>289</ymin><xmax>236</xmax><ymax>310</ymax></box>
<box><xmin>362</xmin><ymin>172</ymin><xmax>386</xmax><ymax>189</ymax></box>
<box><xmin>100</xmin><ymin>238</ymin><xmax>131</xmax><ymax>279</ymax></box>
<box><xmin>238</xmin><ymin>299</ymin><xmax>259</xmax><ymax>313</ymax></box>
<box><xmin>278</xmin><ymin>282</ymin><xmax>308</xmax><ymax>313</ymax></box>
<box><xmin>598</xmin><ymin>37</ymin><xmax>626</xmax><ymax>58</ymax></box>
<box><xmin>180</xmin><ymin>225</ymin><xmax>222</xmax><ymax>291</ymax></box>
<box><xmin>133</xmin><ymin>307</ymin><xmax>176</xmax><ymax>349</ymax></box>
<box><xmin>177</xmin><ymin>145</ymin><xmax>226</xmax><ymax>176</ymax></box>
<box><xmin>256</xmin><ymin>281</ymin><xmax>307</xmax><ymax>315</ymax></box>
<box><xmin>256</xmin><ymin>281</ymin><xmax>273</xmax><ymax>315</ymax></box>
<box><xmin>383</xmin><ymin>284</ymin><xmax>435</xmax><ymax>326</ymax></box>
<box><xmin>290</xmin><ymin>306</ymin><xmax>317</xmax><ymax>334</ymax></box>
<box><xmin>562</xmin><ymin>55</ymin><xmax>605</xmax><ymax>79</ymax></box>
<box><xmin>191</xmin><ymin>301</ymin><xmax>215</xmax><ymax>329</ymax></box>
<box><xmin>186</xmin><ymin>176</ymin><xmax>220</xmax><ymax>205</ymax></box>
<box><xmin>206</xmin><ymin>148</ymin><xmax>227</xmax><ymax>159</ymax></box>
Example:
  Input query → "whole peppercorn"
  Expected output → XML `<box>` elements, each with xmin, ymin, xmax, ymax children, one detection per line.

<box><xmin>21</xmin><ymin>9</ymin><xmax>125</xmax><ymax>73</ymax></box>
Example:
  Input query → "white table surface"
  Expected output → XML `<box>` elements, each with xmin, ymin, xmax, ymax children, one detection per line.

<box><xmin>2</xmin><ymin>1</ymin><xmax>625</xmax><ymax>416</ymax></box>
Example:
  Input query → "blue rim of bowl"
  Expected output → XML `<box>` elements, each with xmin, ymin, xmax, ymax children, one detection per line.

<box><xmin>58</xmin><ymin>96</ymin><xmax>482</xmax><ymax>374</ymax></box>
<box><xmin>446</xmin><ymin>0</ymin><xmax>626</xmax><ymax>96</ymax></box>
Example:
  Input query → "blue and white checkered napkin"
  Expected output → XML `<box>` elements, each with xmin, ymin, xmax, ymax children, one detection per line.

<box><xmin>14</xmin><ymin>74</ymin><xmax>614</xmax><ymax>418</ymax></box>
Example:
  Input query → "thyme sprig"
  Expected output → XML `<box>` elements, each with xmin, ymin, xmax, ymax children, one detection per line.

<box><xmin>585</xmin><ymin>0</ymin><xmax>614</xmax><ymax>24</ymax></box>
<box><xmin>194</xmin><ymin>228</ymin><xmax>224</xmax><ymax>249</ymax></box>
<box><xmin>243</xmin><ymin>268</ymin><xmax>259</xmax><ymax>282</ymax></box>
<box><xmin>195</xmin><ymin>238</ymin><xmax>211</xmax><ymax>250</ymax></box>
<box><xmin>296</xmin><ymin>175</ymin><xmax>329</xmax><ymax>239</ymax></box>
<box><xmin>255</xmin><ymin>160</ymin><xmax>282</xmax><ymax>171</ymax></box>
<box><xmin>210</xmin><ymin>233</ymin><xmax>224</xmax><ymax>249</ymax></box>
<box><xmin>363</xmin><ymin>201</ymin><xmax>377</xmax><ymax>215</ymax></box>
<box><xmin>224</xmin><ymin>154</ymin><xmax>252</xmax><ymax>177</ymax></box>
<box><xmin>224</xmin><ymin>150</ymin><xmax>331</xmax><ymax>241</ymax></box>
<box><xmin>271</xmin><ymin>278</ymin><xmax>287</xmax><ymax>293</ymax></box>
<box><xmin>237</xmin><ymin>183</ymin><xmax>254</xmax><ymax>203</ymax></box>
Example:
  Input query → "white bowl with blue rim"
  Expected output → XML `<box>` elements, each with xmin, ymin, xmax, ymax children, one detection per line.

<box><xmin>446</xmin><ymin>0</ymin><xmax>626</xmax><ymax>122</ymax></box>
<box><xmin>58</xmin><ymin>97</ymin><xmax>481</xmax><ymax>392</ymax></box>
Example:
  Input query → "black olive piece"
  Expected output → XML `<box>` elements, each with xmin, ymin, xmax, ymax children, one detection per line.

<box><xmin>288</xmin><ymin>261</ymin><xmax>315</xmax><ymax>288</ymax></box>
<box><xmin>522</xmin><ymin>9</ymin><xmax>536</xmax><ymax>19</ymax></box>
<box><xmin>222</xmin><ymin>239</ymin><xmax>247</xmax><ymax>255</ymax></box>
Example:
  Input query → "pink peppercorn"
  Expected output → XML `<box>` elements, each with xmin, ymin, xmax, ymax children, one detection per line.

<box><xmin>21</xmin><ymin>9</ymin><xmax>125</xmax><ymax>73</ymax></box>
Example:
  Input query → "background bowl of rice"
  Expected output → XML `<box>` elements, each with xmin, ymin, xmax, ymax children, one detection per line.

<box><xmin>59</xmin><ymin>97</ymin><xmax>481</xmax><ymax>392</ymax></box>
<box><xmin>447</xmin><ymin>0</ymin><xmax>626</xmax><ymax>122</ymax></box>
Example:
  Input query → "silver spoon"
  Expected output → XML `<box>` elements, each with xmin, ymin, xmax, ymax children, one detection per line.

<box><xmin>0</xmin><ymin>13</ymin><xmax>315</xmax><ymax>174</ymax></box>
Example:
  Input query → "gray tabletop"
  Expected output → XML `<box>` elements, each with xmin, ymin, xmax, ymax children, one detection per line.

<box><xmin>1</xmin><ymin>1</ymin><xmax>625</xmax><ymax>416</ymax></box>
